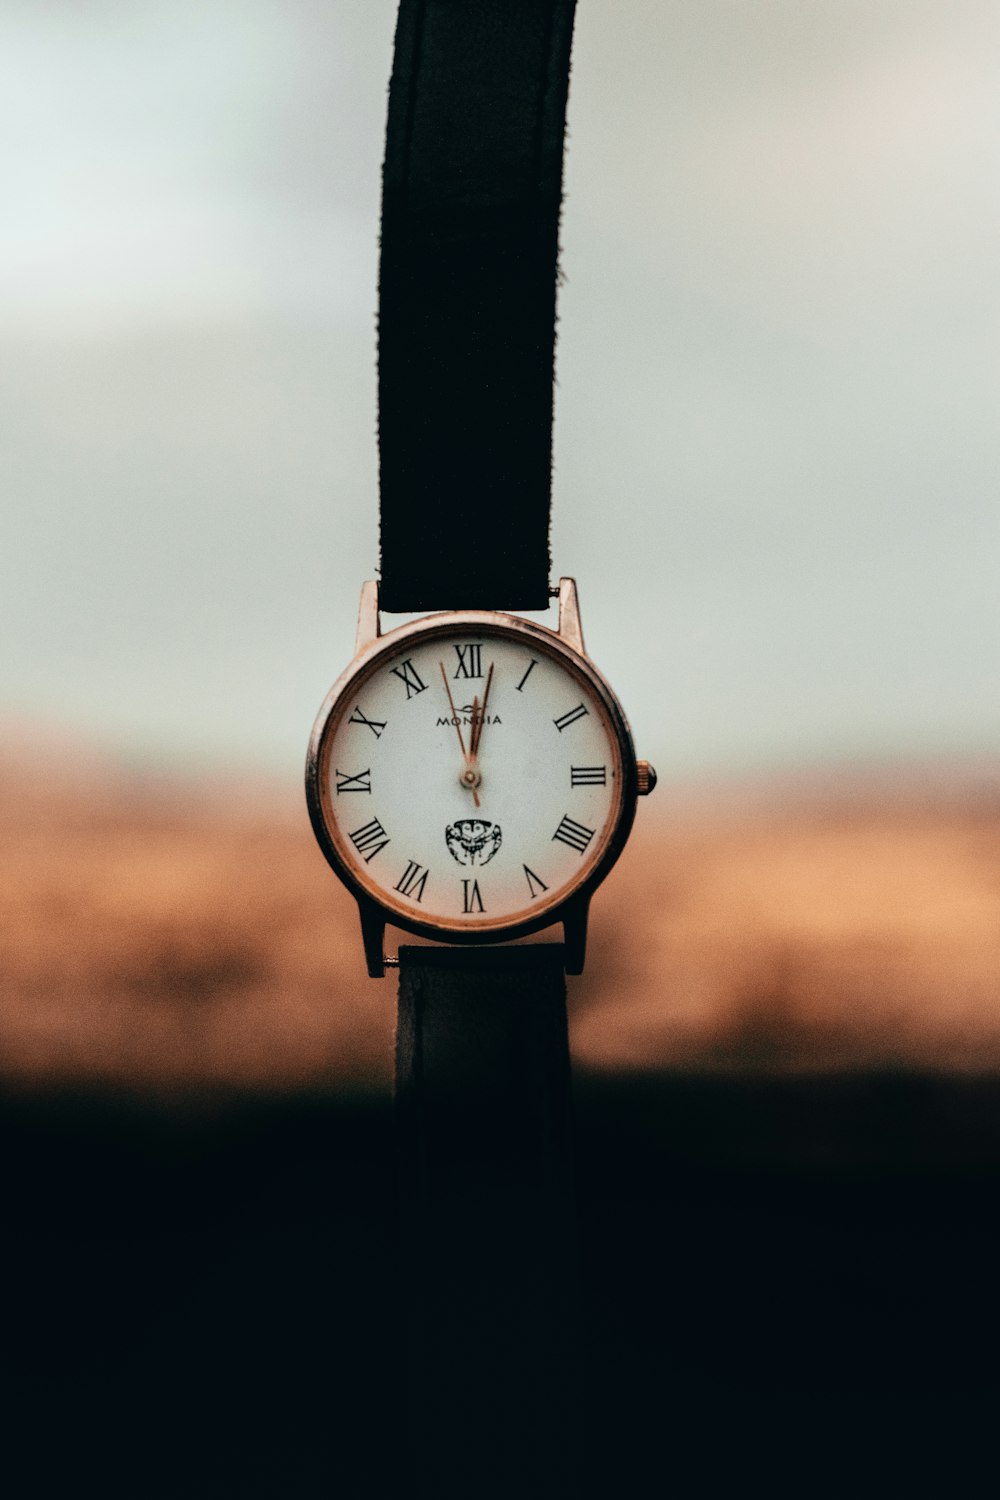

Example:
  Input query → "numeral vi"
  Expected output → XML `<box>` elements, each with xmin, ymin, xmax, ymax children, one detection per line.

<box><xmin>462</xmin><ymin>879</ymin><xmax>485</xmax><ymax>914</ymax></box>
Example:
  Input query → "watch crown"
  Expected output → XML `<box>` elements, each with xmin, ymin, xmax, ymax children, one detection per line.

<box><xmin>636</xmin><ymin>760</ymin><xmax>658</xmax><ymax>796</ymax></box>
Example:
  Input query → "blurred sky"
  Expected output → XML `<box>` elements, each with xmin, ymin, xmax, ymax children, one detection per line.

<box><xmin>2</xmin><ymin>0</ymin><xmax>998</xmax><ymax>782</ymax></box>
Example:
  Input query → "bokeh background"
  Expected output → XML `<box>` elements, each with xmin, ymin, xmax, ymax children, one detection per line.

<box><xmin>3</xmin><ymin>0</ymin><xmax>998</xmax><ymax>779</ymax></box>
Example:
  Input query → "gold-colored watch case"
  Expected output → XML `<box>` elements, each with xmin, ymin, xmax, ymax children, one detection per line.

<box><xmin>305</xmin><ymin>579</ymin><xmax>642</xmax><ymax>976</ymax></box>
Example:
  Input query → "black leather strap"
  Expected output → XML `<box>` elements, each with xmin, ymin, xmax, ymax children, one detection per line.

<box><xmin>378</xmin><ymin>0</ymin><xmax>577</xmax><ymax>614</ymax></box>
<box><xmin>395</xmin><ymin>945</ymin><xmax>579</xmax><ymax>1497</ymax></box>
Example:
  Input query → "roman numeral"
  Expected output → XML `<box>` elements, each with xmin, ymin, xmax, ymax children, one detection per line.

<box><xmin>453</xmin><ymin>644</ymin><xmax>483</xmax><ymax>679</ymax></box>
<box><xmin>348</xmin><ymin>817</ymin><xmax>390</xmax><ymax>862</ymax></box>
<box><xmin>348</xmin><ymin>706</ymin><xmax>386</xmax><ymax>739</ymax></box>
<box><xmin>570</xmin><ymin>765</ymin><xmax>607</xmax><ymax>787</ymax></box>
<box><xmin>335</xmin><ymin>768</ymin><xmax>371</xmax><ymax>794</ymax></box>
<box><xmin>516</xmin><ymin>658</ymin><xmax>538</xmax><ymax>692</ymax></box>
<box><xmin>395</xmin><ymin>860</ymin><xmax>429</xmax><ymax>903</ymax></box>
<box><xmin>553</xmin><ymin>703</ymin><xmax>588</xmax><ymax>733</ymax></box>
<box><xmin>552</xmin><ymin>815</ymin><xmax>595</xmax><ymax>854</ymax></box>
<box><xmin>461</xmin><ymin>879</ymin><xmax>485</xmax><ymax>914</ymax></box>
<box><xmin>390</xmin><ymin>658</ymin><xmax>428</xmax><ymax>699</ymax></box>
<box><xmin>523</xmin><ymin>865</ymin><xmax>549</xmax><ymax>899</ymax></box>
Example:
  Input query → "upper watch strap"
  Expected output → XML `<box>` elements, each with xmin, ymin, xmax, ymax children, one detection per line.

<box><xmin>378</xmin><ymin>0</ymin><xmax>577</xmax><ymax>614</ymax></box>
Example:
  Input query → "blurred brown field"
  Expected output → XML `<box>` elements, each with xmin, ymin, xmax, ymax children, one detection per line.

<box><xmin>3</xmin><ymin>733</ymin><xmax>999</xmax><ymax>1093</ymax></box>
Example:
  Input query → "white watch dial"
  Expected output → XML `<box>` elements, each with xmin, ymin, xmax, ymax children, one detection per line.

<box><xmin>311</xmin><ymin>621</ymin><xmax>628</xmax><ymax>934</ymax></box>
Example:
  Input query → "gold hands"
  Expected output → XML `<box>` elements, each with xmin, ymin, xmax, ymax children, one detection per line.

<box><xmin>439</xmin><ymin>661</ymin><xmax>468</xmax><ymax>759</ymax></box>
<box><xmin>469</xmin><ymin>661</ymin><xmax>494</xmax><ymax>760</ymax></box>
<box><xmin>439</xmin><ymin>661</ymin><xmax>481</xmax><ymax>807</ymax></box>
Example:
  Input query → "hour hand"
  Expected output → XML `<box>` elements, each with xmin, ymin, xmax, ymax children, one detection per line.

<box><xmin>439</xmin><ymin>660</ymin><xmax>468</xmax><ymax>759</ymax></box>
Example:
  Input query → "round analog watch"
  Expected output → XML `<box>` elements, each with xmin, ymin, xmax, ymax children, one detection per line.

<box><xmin>307</xmin><ymin>582</ymin><xmax>655</xmax><ymax>976</ymax></box>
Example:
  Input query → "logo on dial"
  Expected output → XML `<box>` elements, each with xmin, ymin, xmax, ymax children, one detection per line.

<box><xmin>445</xmin><ymin>819</ymin><xmax>502</xmax><ymax>868</ymax></box>
<box><xmin>435</xmin><ymin>704</ymin><xmax>502</xmax><ymax>727</ymax></box>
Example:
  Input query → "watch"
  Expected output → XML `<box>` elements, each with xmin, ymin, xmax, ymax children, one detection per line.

<box><xmin>305</xmin><ymin>0</ymin><xmax>655</xmax><ymax>979</ymax></box>
<box><xmin>306</xmin><ymin>578</ymin><xmax>656</xmax><ymax>976</ymax></box>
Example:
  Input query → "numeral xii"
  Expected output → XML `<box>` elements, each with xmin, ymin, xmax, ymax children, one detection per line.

<box><xmin>453</xmin><ymin>644</ymin><xmax>482</xmax><ymax>679</ymax></box>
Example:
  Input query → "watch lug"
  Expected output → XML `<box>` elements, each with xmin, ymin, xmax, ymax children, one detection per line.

<box><xmin>355</xmin><ymin>580</ymin><xmax>381</xmax><ymax>654</ymax></box>
<box><xmin>556</xmin><ymin>577</ymin><xmax>586</xmax><ymax>656</ymax></box>
<box><xmin>562</xmin><ymin>896</ymin><xmax>590</xmax><ymax>975</ymax></box>
<box><xmin>358</xmin><ymin>899</ymin><xmax>386</xmax><ymax>978</ymax></box>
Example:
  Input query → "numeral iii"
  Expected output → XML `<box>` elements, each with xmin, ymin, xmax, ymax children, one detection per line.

<box><xmin>570</xmin><ymin>766</ymin><xmax>606</xmax><ymax>786</ymax></box>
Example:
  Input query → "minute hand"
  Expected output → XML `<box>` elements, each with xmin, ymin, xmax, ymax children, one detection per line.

<box><xmin>470</xmin><ymin>662</ymin><xmax>494</xmax><ymax>759</ymax></box>
<box><xmin>440</xmin><ymin>660</ymin><xmax>481</xmax><ymax>808</ymax></box>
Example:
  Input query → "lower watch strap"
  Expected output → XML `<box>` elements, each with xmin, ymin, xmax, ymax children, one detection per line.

<box><xmin>378</xmin><ymin>0</ymin><xmax>577</xmax><ymax>614</ymax></box>
<box><xmin>395</xmin><ymin>944</ymin><xmax>579</xmax><ymax>1497</ymax></box>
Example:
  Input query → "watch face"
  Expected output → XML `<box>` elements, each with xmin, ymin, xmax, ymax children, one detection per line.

<box><xmin>306</xmin><ymin>614</ymin><xmax>636</xmax><ymax>942</ymax></box>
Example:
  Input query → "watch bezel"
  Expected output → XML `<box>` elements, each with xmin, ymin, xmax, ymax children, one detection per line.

<box><xmin>305</xmin><ymin>609</ymin><xmax>638</xmax><ymax>948</ymax></box>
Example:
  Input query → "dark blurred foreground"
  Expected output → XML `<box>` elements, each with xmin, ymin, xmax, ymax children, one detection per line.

<box><xmin>4</xmin><ymin>751</ymin><xmax>999</xmax><ymax>1492</ymax></box>
<box><xmin>5</xmin><ymin>1069</ymin><xmax>1000</xmax><ymax>1498</ymax></box>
